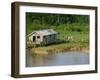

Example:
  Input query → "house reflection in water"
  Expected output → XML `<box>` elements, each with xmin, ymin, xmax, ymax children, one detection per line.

<box><xmin>26</xmin><ymin>50</ymin><xmax>55</xmax><ymax>67</ymax></box>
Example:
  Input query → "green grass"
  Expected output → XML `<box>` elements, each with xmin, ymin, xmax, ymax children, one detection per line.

<box><xmin>54</xmin><ymin>23</ymin><xmax>89</xmax><ymax>44</ymax></box>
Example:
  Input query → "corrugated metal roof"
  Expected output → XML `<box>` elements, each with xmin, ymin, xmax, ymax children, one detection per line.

<box><xmin>27</xmin><ymin>29</ymin><xmax>57</xmax><ymax>37</ymax></box>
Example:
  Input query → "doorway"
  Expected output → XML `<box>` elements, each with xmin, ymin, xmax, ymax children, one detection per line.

<box><xmin>33</xmin><ymin>36</ymin><xmax>36</xmax><ymax>42</ymax></box>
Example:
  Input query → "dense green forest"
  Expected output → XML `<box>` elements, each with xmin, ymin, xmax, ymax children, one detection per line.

<box><xmin>26</xmin><ymin>12</ymin><xmax>89</xmax><ymax>35</ymax></box>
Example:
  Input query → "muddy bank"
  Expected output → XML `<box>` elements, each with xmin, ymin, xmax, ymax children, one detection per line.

<box><xmin>28</xmin><ymin>46</ymin><xmax>89</xmax><ymax>54</ymax></box>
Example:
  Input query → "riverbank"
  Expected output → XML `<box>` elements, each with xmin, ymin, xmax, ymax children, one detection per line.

<box><xmin>28</xmin><ymin>42</ymin><xmax>89</xmax><ymax>54</ymax></box>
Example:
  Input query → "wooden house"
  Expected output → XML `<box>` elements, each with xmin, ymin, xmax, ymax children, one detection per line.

<box><xmin>27</xmin><ymin>29</ymin><xmax>58</xmax><ymax>45</ymax></box>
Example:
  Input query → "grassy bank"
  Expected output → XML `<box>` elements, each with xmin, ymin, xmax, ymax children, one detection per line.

<box><xmin>29</xmin><ymin>41</ymin><xmax>89</xmax><ymax>54</ymax></box>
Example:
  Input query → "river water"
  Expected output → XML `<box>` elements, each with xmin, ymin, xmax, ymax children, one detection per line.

<box><xmin>26</xmin><ymin>51</ymin><xmax>89</xmax><ymax>67</ymax></box>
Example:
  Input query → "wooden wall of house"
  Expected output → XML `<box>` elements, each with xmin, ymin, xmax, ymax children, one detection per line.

<box><xmin>43</xmin><ymin>34</ymin><xmax>57</xmax><ymax>45</ymax></box>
